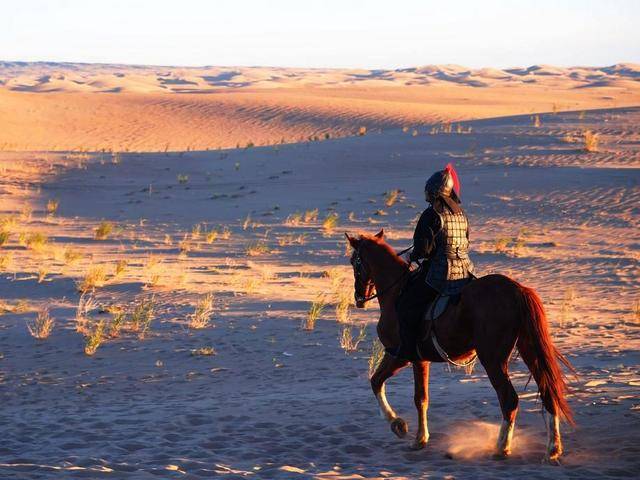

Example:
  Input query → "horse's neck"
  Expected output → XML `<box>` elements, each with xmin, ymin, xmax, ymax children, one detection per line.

<box><xmin>369</xmin><ymin>248</ymin><xmax>406</xmax><ymax>309</ymax></box>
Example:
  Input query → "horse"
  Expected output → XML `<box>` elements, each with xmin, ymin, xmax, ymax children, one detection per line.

<box><xmin>345</xmin><ymin>229</ymin><xmax>574</xmax><ymax>463</ymax></box>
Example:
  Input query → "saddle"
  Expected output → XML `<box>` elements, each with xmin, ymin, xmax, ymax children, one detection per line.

<box><xmin>416</xmin><ymin>278</ymin><xmax>477</xmax><ymax>366</ymax></box>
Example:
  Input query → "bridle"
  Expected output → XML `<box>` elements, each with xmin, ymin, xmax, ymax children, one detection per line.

<box><xmin>351</xmin><ymin>245</ymin><xmax>412</xmax><ymax>305</ymax></box>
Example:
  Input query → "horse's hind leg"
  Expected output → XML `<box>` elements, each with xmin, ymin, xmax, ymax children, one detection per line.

<box><xmin>371</xmin><ymin>353</ymin><xmax>410</xmax><ymax>438</ymax></box>
<box><xmin>481</xmin><ymin>359</ymin><xmax>519</xmax><ymax>457</ymax></box>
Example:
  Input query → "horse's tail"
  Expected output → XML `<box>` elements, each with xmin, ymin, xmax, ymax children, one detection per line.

<box><xmin>515</xmin><ymin>283</ymin><xmax>575</xmax><ymax>425</ymax></box>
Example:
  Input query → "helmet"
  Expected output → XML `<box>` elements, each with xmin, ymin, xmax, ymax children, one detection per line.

<box><xmin>425</xmin><ymin>163</ymin><xmax>461</xmax><ymax>202</ymax></box>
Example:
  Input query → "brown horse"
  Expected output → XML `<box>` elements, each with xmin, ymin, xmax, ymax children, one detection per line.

<box><xmin>346</xmin><ymin>230</ymin><xmax>574</xmax><ymax>463</ymax></box>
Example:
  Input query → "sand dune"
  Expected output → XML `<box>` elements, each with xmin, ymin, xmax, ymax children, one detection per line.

<box><xmin>1</xmin><ymin>62</ymin><xmax>639</xmax><ymax>152</ymax></box>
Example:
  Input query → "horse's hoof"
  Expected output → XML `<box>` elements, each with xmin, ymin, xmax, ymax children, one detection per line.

<box><xmin>543</xmin><ymin>452</ymin><xmax>562</xmax><ymax>466</ymax></box>
<box><xmin>411</xmin><ymin>439</ymin><xmax>428</xmax><ymax>450</ymax></box>
<box><xmin>390</xmin><ymin>417</ymin><xmax>409</xmax><ymax>438</ymax></box>
<box><xmin>492</xmin><ymin>451</ymin><xmax>510</xmax><ymax>461</ymax></box>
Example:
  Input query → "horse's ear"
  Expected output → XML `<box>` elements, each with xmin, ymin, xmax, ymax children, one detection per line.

<box><xmin>345</xmin><ymin>232</ymin><xmax>359</xmax><ymax>248</ymax></box>
<box><xmin>374</xmin><ymin>228</ymin><xmax>384</xmax><ymax>239</ymax></box>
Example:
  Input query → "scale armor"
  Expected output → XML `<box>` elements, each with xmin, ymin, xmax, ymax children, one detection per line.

<box><xmin>425</xmin><ymin>209</ymin><xmax>474</xmax><ymax>294</ymax></box>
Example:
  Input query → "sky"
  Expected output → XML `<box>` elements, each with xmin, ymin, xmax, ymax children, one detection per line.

<box><xmin>2</xmin><ymin>0</ymin><xmax>639</xmax><ymax>69</ymax></box>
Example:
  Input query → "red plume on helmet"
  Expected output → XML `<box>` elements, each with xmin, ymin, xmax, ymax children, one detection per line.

<box><xmin>445</xmin><ymin>163</ymin><xmax>461</xmax><ymax>199</ymax></box>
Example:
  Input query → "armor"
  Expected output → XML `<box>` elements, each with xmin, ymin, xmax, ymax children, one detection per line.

<box><xmin>425</xmin><ymin>208</ymin><xmax>474</xmax><ymax>294</ymax></box>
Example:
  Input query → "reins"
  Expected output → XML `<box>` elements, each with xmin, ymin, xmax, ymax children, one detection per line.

<box><xmin>353</xmin><ymin>245</ymin><xmax>412</xmax><ymax>304</ymax></box>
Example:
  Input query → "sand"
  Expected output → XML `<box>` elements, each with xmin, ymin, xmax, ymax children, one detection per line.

<box><xmin>1</xmin><ymin>62</ymin><xmax>639</xmax><ymax>152</ymax></box>
<box><xmin>0</xmin><ymin>64</ymin><xmax>639</xmax><ymax>479</ymax></box>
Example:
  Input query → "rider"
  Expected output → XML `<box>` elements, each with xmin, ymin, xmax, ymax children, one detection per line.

<box><xmin>394</xmin><ymin>163</ymin><xmax>475</xmax><ymax>360</ymax></box>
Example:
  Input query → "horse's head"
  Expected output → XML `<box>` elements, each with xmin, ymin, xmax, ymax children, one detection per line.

<box><xmin>345</xmin><ymin>229</ymin><xmax>385</xmax><ymax>308</ymax></box>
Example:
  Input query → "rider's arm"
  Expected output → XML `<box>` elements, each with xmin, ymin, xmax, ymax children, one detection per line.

<box><xmin>409</xmin><ymin>208</ymin><xmax>440</xmax><ymax>262</ymax></box>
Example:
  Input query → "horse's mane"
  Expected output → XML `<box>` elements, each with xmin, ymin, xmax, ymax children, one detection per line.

<box><xmin>358</xmin><ymin>234</ymin><xmax>408</xmax><ymax>267</ymax></box>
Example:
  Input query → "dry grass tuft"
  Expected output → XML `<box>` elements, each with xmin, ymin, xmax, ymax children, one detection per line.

<box><xmin>560</xmin><ymin>287</ymin><xmax>576</xmax><ymax>326</ymax></box>
<box><xmin>130</xmin><ymin>296</ymin><xmax>155</xmax><ymax>338</ymax></box>
<box><xmin>177</xmin><ymin>174</ymin><xmax>189</xmax><ymax>184</ymax></box>
<box><xmin>301</xmin><ymin>296</ymin><xmax>326</xmax><ymax>331</ymax></box>
<box><xmin>114</xmin><ymin>259</ymin><xmax>127</xmax><ymax>278</ymax></box>
<box><xmin>384</xmin><ymin>189</ymin><xmax>401</xmax><ymax>207</ymax></box>
<box><xmin>633</xmin><ymin>300</ymin><xmax>640</xmax><ymax>324</ymax></box>
<box><xmin>189</xmin><ymin>293</ymin><xmax>214</xmax><ymax>329</ymax></box>
<box><xmin>368</xmin><ymin>338</ymin><xmax>385</xmax><ymax>378</ymax></box>
<box><xmin>75</xmin><ymin>293</ymin><xmax>96</xmax><ymax>335</ymax></box>
<box><xmin>63</xmin><ymin>247</ymin><xmax>83</xmax><ymax>265</ymax></box>
<box><xmin>108</xmin><ymin>307</ymin><xmax>126</xmax><ymax>338</ymax></box>
<box><xmin>583</xmin><ymin>130</ymin><xmax>599</xmax><ymax>152</ymax></box>
<box><xmin>339</xmin><ymin>324</ymin><xmax>367</xmax><ymax>353</ymax></box>
<box><xmin>95</xmin><ymin>221</ymin><xmax>114</xmax><ymax>240</ymax></box>
<box><xmin>303</xmin><ymin>209</ymin><xmax>319</xmax><ymax>223</ymax></box>
<box><xmin>285</xmin><ymin>212</ymin><xmax>303</xmax><ymax>226</ymax></box>
<box><xmin>27</xmin><ymin>308</ymin><xmax>55</xmax><ymax>339</ymax></box>
<box><xmin>77</xmin><ymin>265</ymin><xmax>107</xmax><ymax>293</ymax></box>
<box><xmin>277</xmin><ymin>234</ymin><xmax>306</xmax><ymax>246</ymax></box>
<box><xmin>24</xmin><ymin>232</ymin><xmax>48</xmax><ymax>252</ymax></box>
<box><xmin>246</xmin><ymin>241</ymin><xmax>271</xmax><ymax>256</ymax></box>
<box><xmin>46</xmin><ymin>199</ymin><xmax>59</xmax><ymax>215</ymax></box>
<box><xmin>191</xmin><ymin>346</ymin><xmax>217</xmax><ymax>356</ymax></box>
<box><xmin>0</xmin><ymin>252</ymin><xmax>13</xmax><ymax>270</ymax></box>
<box><xmin>0</xmin><ymin>231</ymin><xmax>9</xmax><ymax>246</ymax></box>
<box><xmin>84</xmin><ymin>320</ymin><xmax>105</xmax><ymax>356</ymax></box>
<box><xmin>37</xmin><ymin>266</ymin><xmax>48</xmax><ymax>283</ymax></box>
<box><xmin>532</xmin><ymin>114</ymin><xmax>541</xmax><ymax>128</ymax></box>
<box><xmin>322</xmin><ymin>213</ymin><xmax>339</xmax><ymax>233</ymax></box>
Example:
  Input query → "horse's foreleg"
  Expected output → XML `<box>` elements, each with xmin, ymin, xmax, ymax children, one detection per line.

<box><xmin>371</xmin><ymin>352</ymin><xmax>410</xmax><ymax>438</ymax></box>
<box><xmin>411</xmin><ymin>360</ymin><xmax>430</xmax><ymax>450</ymax></box>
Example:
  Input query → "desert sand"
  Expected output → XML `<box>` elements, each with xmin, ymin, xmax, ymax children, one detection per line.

<box><xmin>1</xmin><ymin>62</ymin><xmax>639</xmax><ymax>152</ymax></box>
<box><xmin>0</xmin><ymin>62</ymin><xmax>639</xmax><ymax>479</ymax></box>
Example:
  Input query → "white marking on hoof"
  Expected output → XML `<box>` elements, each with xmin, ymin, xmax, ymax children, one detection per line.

<box><xmin>545</xmin><ymin>415</ymin><xmax>563</xmax><ymax>462</ymax></box>
<box><xmin>496</xmin><ymin>419</ymin><xmax>515</xmax><ymax>456</ymax></box>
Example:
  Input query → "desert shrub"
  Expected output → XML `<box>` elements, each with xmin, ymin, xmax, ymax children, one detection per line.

<box><xmin>301</xmin><ymin>297</ymin><xmax>326</xmax><ymax>331</ymax></box>
<box><xmin>384</xmin><ymin>189</ymin><xmax>401</xmax><ymax>207</ymax></box>
<box><xmin>46</xmin><ymin>199</ymin><xmax>59</xmax><ymax>215</ymax></box>
<box><xmin>277</xmin><ymin>234</ymin><xmax>306</xmax><ymax>246</ymax></box>
<box><xmin>114</xmin><ymin>259</ymin><xmax>127</xmax><ymax>277</ymax></box>
<box><xmin>130</xmin><ymin>296</ymin><xmax>155</xmax><ymax>338</ymax></box>
<box><xmin>322</xmin><ymin>213</ymin><xmax>339</xmax><ymax>233</ymax></box>
<box><xmin>63</xmin><ymin>247</ymin><xmax>83</xmax><ymax>265</ymax></box>
<box><xmin>205</xmin><ymin>228</ymin><xmax>218</xmax><ymax>244</ymax></box>
<box><xmin>189</xmin><ymin>293</ymin><xmax>214</xmax><ymax>329</ymax></box>
<box><xmin>77</xmin><ymin>265</ymin><xmax>107</xmax><ymax>293</ymax></box>
<box><xmin>191</xmin><ymin>346</ymin><xmax>216</xmax><ymax>356</ymax></box>
<box><xmin>0</xmin><ymin>252</ymin><xmax>13</xmax><ymax>270</ymax></box>
<box><xmin>583</xmin><ymin>130</ymin><xmax>599</xmax><ymax>152</ymax></box>
<box><xmin>144</xmin><ymin>256</ymin><xmax>161</xmax><ymax>287</ymax></box>
<box><xmin>75</xmin><ymin>293</ymin><xmax>96</xmax><ymax>334</ymax></box>
<box><xmin>219</xmin><ymin>227</ymin><xmax>231</xmax><ymax>240</ymax></box>
<box><xmin>339</xmin><ymin>324</ymin><xmax>367</xmax><ymax>352</ymax></box>
<box><xmin>532</xmin><ymin>115</ymin><xmax>541</xmax><ymax>127</ymax></box>
<box><xmin>0</xmin><ymin>231</ymin><xmax>9</xmax><ymax>246</ymax></box>
<box><xmin>191</xmin><ymin>223</ymin><xmax>202</xmax><ymax>240</ymax></box>
<box><xmin>178</xmin><ymin>235</ymin><xmax>192</xmax><ymax>256</ymax></box>
<box><xmin>303</xmin><ymin>208</ymin><xmax>319</xmax><ymax>223</ymax></box>
<box><xmin>242</xmin><ymin>214</ymin><xmax>252</xmax><ymax>231</ymax></box>
<box><xmin>95</xmin><ymin>221</ymin><xmax>113</xmax><ymax>240</ymax></box>
<box><xmin>25</xmin><ymin>233</ymin><xmax>48</xmax><ymax>252</ymax></box>
<box><xmin>368</xmin><ymin>338</ymin><xmax>385</xmax><ymax>378</ymax></box>
<box><xmin>246</xmin><ymin>241</ymin><xmax>270</xmax><ymax>256</ymax></box>
<box><xmin>177</xmin><ymin>174</ymin><xmax>189</xmax><ymax>184</ymax></box>
<box><xmin>108</xmin><ymin>307</ymin><xmax>126</xmax><ymax>338</ymax></box>
<box><xmin>37</xmin><ymin>267</ymin><xmax>48</xmax><ymax>283</ymax></box>
<box><xmin>285</xmin><ymin>212</ymin><xmax>302</xmax><ymax>226</ymax></box>
<box><xmin>84</xmin><ymin>320</ymin><xmax>105</xmax><ymax>356</ymax></box>
<box><xmin>27</xmin><ymin>308</ymin><xmax>55</xmax><ymax>339</ymax></box>
<box><xmin>358</xmin><ymin>126</ymin><xmax>367</xmax><ymax>136</ymax></box>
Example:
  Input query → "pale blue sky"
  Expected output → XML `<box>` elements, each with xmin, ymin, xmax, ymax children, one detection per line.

<box><xmin>2</xmin><ymin>0</ymin><xmax>639</xmax><ymax>69</ymax></box>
